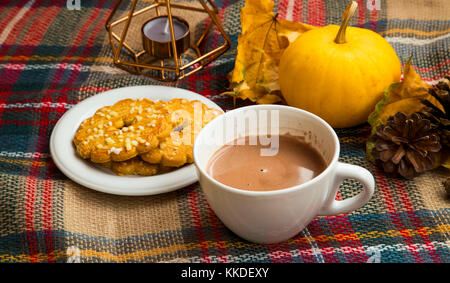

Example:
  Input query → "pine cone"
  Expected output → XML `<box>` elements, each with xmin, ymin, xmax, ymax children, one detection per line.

<box><xmin>420</xmin><ymin>76</ymin><xmax>450</xmax><ymax>148</ymax></box>
<box><xmin>372</xmin><ymin>112</ymin><xmax>441</xmax><ymax>179</ymax></box>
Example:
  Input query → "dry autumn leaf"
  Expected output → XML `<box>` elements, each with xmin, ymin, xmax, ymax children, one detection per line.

<box><xmin>367</xmin><ymin>58</ymin><xmax>441</xmax><ymax>130</ymax></box>
<box><xmin>222</xmin><ymin>0</ymin><xmax>314</xmax><ymax>104</ymax></box>
<box><xmin>366</xmin><ymin>58</ymin><xmax>444</xmax><ymax>163</ymax></box>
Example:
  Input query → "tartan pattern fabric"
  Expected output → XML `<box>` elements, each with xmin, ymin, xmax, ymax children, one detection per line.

<box><xmin>0</xmin><ymin>0</ymin><xmax>449</xmax><ymax>263</ymax></box>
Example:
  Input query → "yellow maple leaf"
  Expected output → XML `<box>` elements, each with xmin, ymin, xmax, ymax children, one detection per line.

<box><xmin>367</xmin><ymin>57</ymin><xmax>441</xmax><ymax>130</ymax></box>
<box><xmin>366</xmin><ymin>57</ymin><xmax>444</xmax><ymax>163</ymax></box>
<box><xmin>223</xmin><ymin>0</ymin><xmax>314</xmax><ymax>104</ymax></box>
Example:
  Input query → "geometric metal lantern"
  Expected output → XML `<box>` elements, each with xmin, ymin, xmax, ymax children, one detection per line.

<box><xmin>105</xmin><ymin>0</ymin><xmax>231</xmax><ymax>81</ymax></box>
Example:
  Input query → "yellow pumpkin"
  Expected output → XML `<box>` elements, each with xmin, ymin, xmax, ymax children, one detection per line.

<box><xmin>279</xmin><ymin>1</ymin><xmax>401</xmax><ymax>128</ymax></box>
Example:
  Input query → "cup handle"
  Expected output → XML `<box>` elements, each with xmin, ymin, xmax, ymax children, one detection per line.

<box><xmin>318</xmin><ymin>162</ymin><xmax>375</xmax><ymax>216</ymax></box>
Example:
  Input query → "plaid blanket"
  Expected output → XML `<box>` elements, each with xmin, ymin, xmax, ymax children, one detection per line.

<box><xmin>0</xmin><ymin>0</ymin><xmax>449</xmax><ymax>263</ymax></box>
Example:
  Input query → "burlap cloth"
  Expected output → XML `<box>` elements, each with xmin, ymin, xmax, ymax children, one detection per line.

<box><xmin>0</xmin><ymin>0</ymin><xmax>448</xmax><ymax>262</ymax></box>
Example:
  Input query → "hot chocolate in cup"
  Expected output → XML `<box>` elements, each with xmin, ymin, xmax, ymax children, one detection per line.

<box><xmin>193</xmin><ymin>105</ymin><xmax>375</xmax><ymax>244</ymax></box>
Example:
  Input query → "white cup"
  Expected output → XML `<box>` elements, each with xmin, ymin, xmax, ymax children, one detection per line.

<box><xmin>193</xmin><ymin>105</ymin><xmax>374</xmax><ymax>244</ymax></box>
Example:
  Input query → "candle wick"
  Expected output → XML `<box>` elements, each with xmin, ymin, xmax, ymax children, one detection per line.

<box><xmin>164</xmin><ymin>19</ymin><xmax>170</xmax><ymax>34</ymax></box>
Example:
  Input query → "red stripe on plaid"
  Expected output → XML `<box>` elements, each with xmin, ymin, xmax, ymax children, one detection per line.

<box><xmin>192</xmin><ymin>3</ymin><xmax>229</xmax><ymax>261</ymax></box>
<box><xmin>22</xmin><ymin>3</ymin><xmax>66</xmax><ymax>263</ymax></box>
<box><xmin>1</xmin><ymin>2</ymin><xmax>41</xmax><ymax>47</ymax></box>
<box><xmin>0</xmin><ymin>1</ymin><xmax>40</xmax><ymax>82</ymax></box>
<box><xmin>293</xmin><ymin>234</ymin><xmax>316</xmax><ymax>262</ymax></box>
<box><xmin>206</xmin><ymin>206</ymin><xmax>228</xmax><ymax>263</ymax></box>
<box><xmin>0</xmin><ymin>1</ymin><xmax>29</xmax><ymax>36</ymax></box>
<box><xmin>369</xmin><ymin>3</ymin><xmax>378</xmax><ymax>31</ymax></box>
<box><xmin>47</xmin><ymin>0</ymin><xmax>109</xmax><ymax>92</ymax></box>
<box><xmin>24</xmin><ymin>177</ymin><xmax>38</xmax><ymax>262</ymax></box>
<box><xmin>39</xmin><ymin>0</ymin><xmax>110</xmax><ymax>262</ymax></box>
<box><xmin>277</xmin><ymin>0</ymin><xmax>289</xmax><ymax>19</ymax></box>
<box><xmin>356</xmin><ymin>0</ymin><xmax>366</xmax><ymax>28</ymax></box>
<box><xmin>188</xmin><ymin>187</ymin><xmax>210</xmax><ymax>263</ymax></box>
<box><xmin>301</xmin><ymin>1</ymin><xmax>357</xmax><ymax>263</ymax></box>
<box><xmin>0</xmin><ymin>2</ymin><xmax>45</xmax><ymax>263</ymax></box>
<box><xmin>408</xmin><ymin>59</ymin><xmax>450</xmax><ymax>72</ymax></box>
<box><xmin>374</xmin><ymin>167</ymin><xmax>423</xmax><ymax>262</ymax></box>
<box><xmin>393</xmin><ymin>179</ymin><xmax>441</xmax><ymax>262</ymax></box>
<box><xmin>267</xmin><ymin>242</ymin><xmax>294</xmax><ymax>263</ymax></box>
<box><xmin>0</xmin><ymin>63</ymin><xmax>25</xmax><ymax>93</ymax></box>
<box><xmin>420</xmin><ymin>74</ymin><xmax>450</xmax><ymax>81</ymax></box>
<box><xmin>303</xmin><ymin>219</ymin><xmax>338</xmax><ymax>262</ymax></box>
<box><xmin>323</xmin><ymin>0</ymin><xmax>378</xmax><ymax>264</ymax></box>
<box><xmin>21</xmin><ymin>5</ymin><xmax>55</xmax><ymax>46</ymax></box>
<box><xmin>325</xmin><ymin>214</ymin><xmax>369</xmax><ymax>262</ymax></box>
<box><xmin>184</xmin><ymin>73</ymin><xmax>223</xmax><ymax>97</ymax></box>
<box><xmin>188</xmin><ymin>0</ymin><xmax>228</xmax><ymax>99</ymax></box>
<box><xmin>268</xmin><ymin>249</ymin><xmax>294</xmax><ymax>263</ymax></box>
<box><xmin>0</xmin><ymin>86</ymin><xmax>112</xmax><ymax>97</ymax></box>
<box><xmin>192</xmin><ymin>9</ymin><xmax>229</xmax><ymax>260</ymax></box>
<box><xmin>0</xmin><ymin>0</ymin><xmax>37</xmax><ymax>152</ymax></box>
<box><xmin>308</xmin><ymin>0</ymin><xmax>325</xmax><ymax>26</ymax></box>
<box><xmin>42</xmin><ymin>177</ymin><xmax>54</xmax><ymax>262</ymax></box>
<box><xmin>0</xmin><ymin>119</ymin><xmax>58</xmax><ymax>126</ymax></box>
<box><xmin>50</xmin><ymin>6</ymin><xmax>109</xmax><ymax>92</ymax></box>
<box><xmin>293</xmin><ymin>0</ymin><xmax>303</xmax><ymax>22</ymax></box>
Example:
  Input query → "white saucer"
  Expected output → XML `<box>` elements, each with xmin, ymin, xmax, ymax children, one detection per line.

<box><xmin>50</xmin><ymin>86</ymin><xmax>223</xmax><ymax>196</ymax></box>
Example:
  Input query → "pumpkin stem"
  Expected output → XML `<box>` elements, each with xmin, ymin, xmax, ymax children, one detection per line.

<box><xmin>334</xmin><ymin>1</ymin><xmax>358</xmax><ymax>44</ymax></box>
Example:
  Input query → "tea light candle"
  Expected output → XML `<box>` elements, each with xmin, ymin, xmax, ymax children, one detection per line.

<box><xmin>143</xmin><ymin>16</ymin><xmax>188</xmax><ymax>42</ymax></box>
<box><xmin>141</xmin><ymin>15</ymin><xmax>190</xmax><ymax>58</ymax></box>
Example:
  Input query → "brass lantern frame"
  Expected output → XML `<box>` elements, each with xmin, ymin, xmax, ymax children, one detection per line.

<box><xmin>105</xmin><ymin>0</ymin><xmax>231</xmax><ymax>81</ymax></box>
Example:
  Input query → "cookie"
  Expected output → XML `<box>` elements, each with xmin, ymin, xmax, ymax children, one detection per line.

<box><xmin>101</xmin><ymin>157</ymin><xmax>160</xmax><ymax>176</ymax></box>
<box><xmin>101</xmin><ymin>157</ymin><xmax>178</xmax><ymax>176</ymax></box>
<box><xmin>140</xmin><ymin>99</ymin><xmax>222</xmax><ymax>167</ymax></box>
<box><xmin>73</xmin><ymin>98</ymin><xmax>171</xmax><ymax>163</ymax></box>
<box><xmin>140</xmin><ymin>135</ymin><xmax>193</xmax><ymax>167</ymax></box>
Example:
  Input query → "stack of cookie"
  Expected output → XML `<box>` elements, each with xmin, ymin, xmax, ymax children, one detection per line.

<box><xmin>73</xmin><ymin>98</ymin><xmax>222</xmax><ymax>176</ymax></box>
